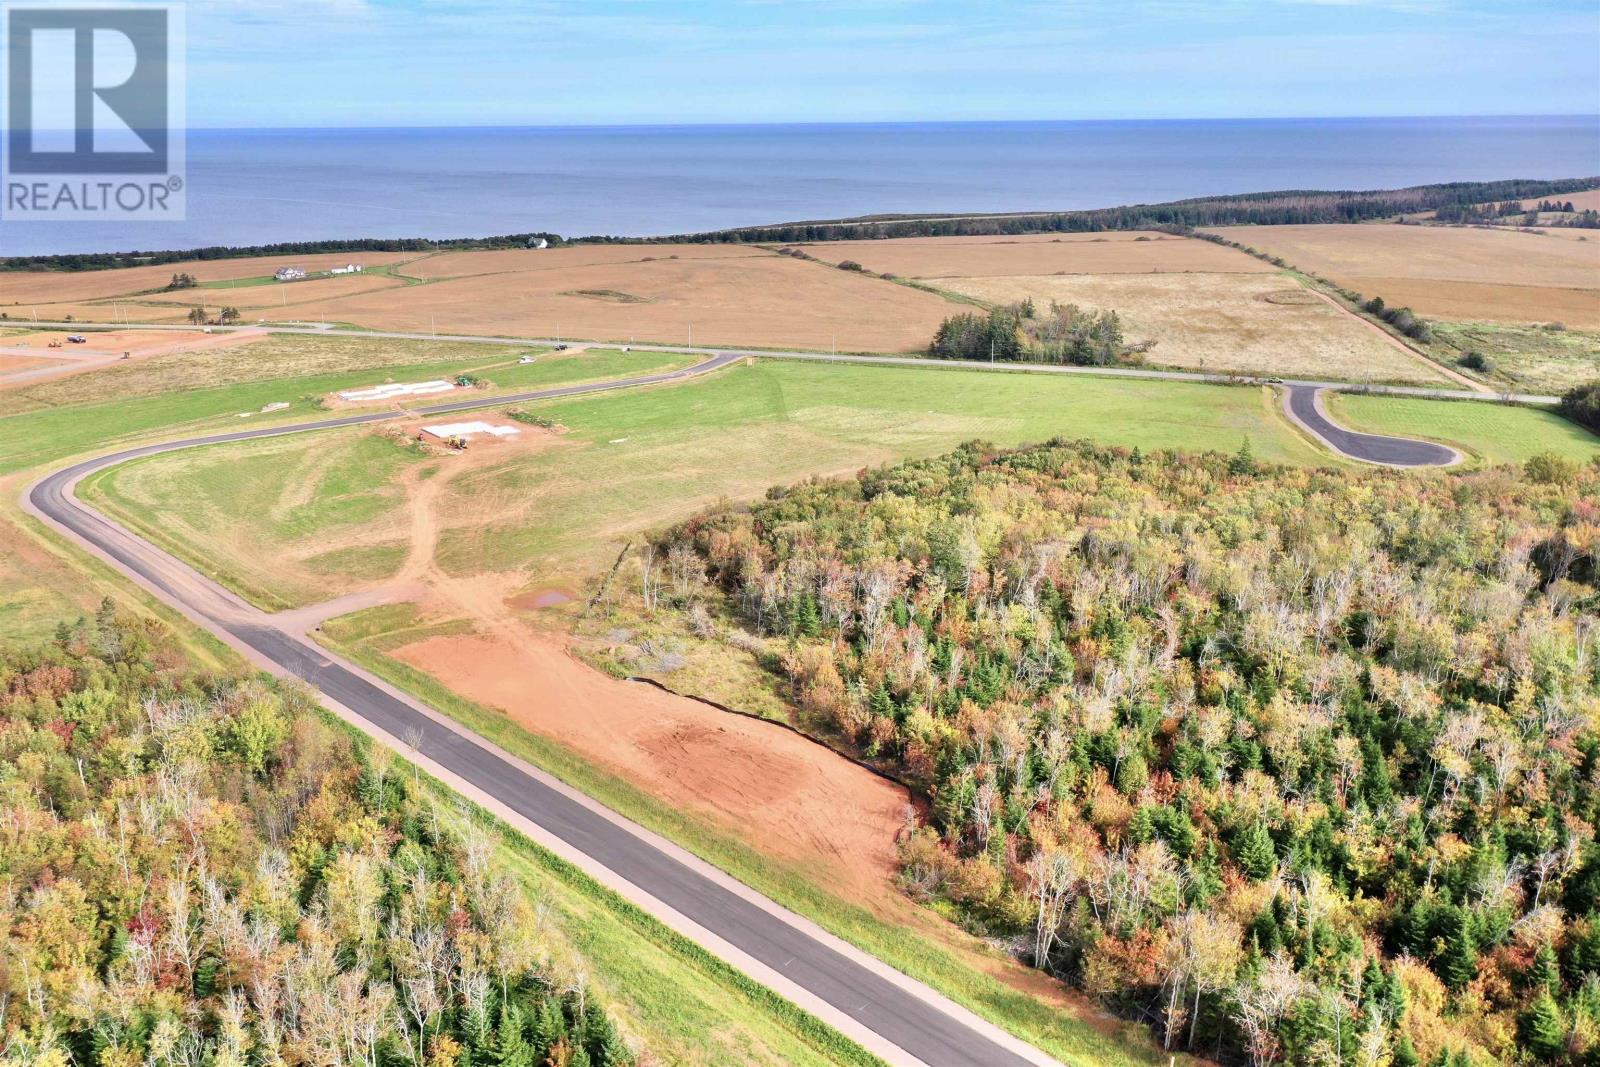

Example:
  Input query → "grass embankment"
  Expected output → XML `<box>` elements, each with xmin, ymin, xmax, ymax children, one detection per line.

<box><xmin>363</xmin><ymin>723</ymin><xmax>884</xmax><ymax>1067</ymax></box>
<box><xmin>318</xmin><ymin>608</ymin><xmax>1179</xmax><ymax>1067</ymax></box>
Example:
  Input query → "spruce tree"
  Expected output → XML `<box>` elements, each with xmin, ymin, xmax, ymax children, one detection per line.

<box><xmin>1518</xmin><ymin>992</ymin><xmax>1567</xmax><ymax>1060</ymax></box>
<box><xmin>1236</xmin><ymin>821</ymin><xmax>1278</xmax><ymax>881</ymax></box>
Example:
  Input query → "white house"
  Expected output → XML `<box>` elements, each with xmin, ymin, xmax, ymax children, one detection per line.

<box><xmin>528</xmin><ymin>238</ymin><xmax>549</xmax><ymax>250</ymax></box>
<box><xmin>274</xmin><ymin>267</ymin><xmax>306</xmax><ymax>282</ymax></box>
<box><xmin>329</xmin><ymin>264</ymin><xmax>365</xmax><ymax>275</ymax></box>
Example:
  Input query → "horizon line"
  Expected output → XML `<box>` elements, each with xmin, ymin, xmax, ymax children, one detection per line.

<box><xmin>168</xmin><ymin>112</ymin><xmax>1600</xmax><ymax>134</ymax></box>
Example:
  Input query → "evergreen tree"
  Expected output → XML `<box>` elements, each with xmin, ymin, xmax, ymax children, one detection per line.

<box><xmin>1236</xmin><ymin>821</ymin><xmax>1278</xmax><ymax>881</ymax></box>
<box><xmin>1518</xmin><ymin>992</ymin><xmax>1567</xmax><ymax>1060</ymax></box>
<box><xmin>1530</xmin><ymin>944</ymin><xmax>1562</xmax><ymax>996</ymax></box>
<box><xmin>488</xmin><ymin>1002</ymin><xmax>535</xmax><ymax>1067</ymax></box>
<box><xmin>1439</xmin><ymin>910</ymin><xmax>1478</xmax><ymax>991</ymax></box>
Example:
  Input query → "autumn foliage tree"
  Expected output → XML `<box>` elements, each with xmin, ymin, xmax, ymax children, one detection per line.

<box><xmin>650</xmin><ymin>439</ymin><xmax>1600</xmax><ymax>1065</ymax></box>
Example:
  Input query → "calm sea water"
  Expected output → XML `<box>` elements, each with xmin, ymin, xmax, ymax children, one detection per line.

<box><xmin>3</xmin><ymin>116</ymin><xmax>1597</xmax><ymax>257</ymax></box>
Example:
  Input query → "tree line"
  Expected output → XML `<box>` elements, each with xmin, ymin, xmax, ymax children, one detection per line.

<box><xmin>638</xmin><ymin>439</ymin><xmax>1600</xmax><ymax>1066</ymax></box>
<box><xmin>659</xmin><ymin>178</ymin><xmax>1600</xmax><ymax>245</ymax></box>
<box><xmin>9</xmin><ymin>179</ymin><xmax>1594</xmax><ymax>273</ymax></box>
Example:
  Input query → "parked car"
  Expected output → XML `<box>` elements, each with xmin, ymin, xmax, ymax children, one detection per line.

<box><xmin>66</xmin><ymin>335</ymin><xmax>88</xmax><ymax>343</ymax></box>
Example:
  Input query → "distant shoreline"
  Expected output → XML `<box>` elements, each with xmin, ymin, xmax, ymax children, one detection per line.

<box><xmin>4</xmin><ymin>176</ymin><xmax>1596</xmax><ymax>273</ymax></box>
<box><xmin>4</xmin><ymin>115</ymin><xmax>1595</xmax><ymax>260</ymax></box>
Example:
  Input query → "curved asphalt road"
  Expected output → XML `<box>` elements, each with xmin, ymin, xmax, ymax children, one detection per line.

<box><xmin>1281</xmin><ymin>384</ymin><xmax>1461</xmax><ymax>467</ymax></box>
<box><xmin>24</xmin><ymin>351</ymin><xmax>1058</xmax><ymax>1067</ymax></box>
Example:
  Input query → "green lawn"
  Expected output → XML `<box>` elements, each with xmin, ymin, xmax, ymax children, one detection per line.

<box><xmin>84</xmin><ymin>360</ymin><xmax>1333</xmax><ymax>609</ymax></box>
<box><xmin>1328</xmin><ymin>393</ymin><xmax>1600</xmax><ymax>465</ymax></box>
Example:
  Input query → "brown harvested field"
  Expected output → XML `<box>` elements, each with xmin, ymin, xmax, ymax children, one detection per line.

<box><xmin>0</xmin><ymin>251</ymin><xmax>422</xmax><ymax>305</ymax></box>
<box><xmin>262</xmin><ymin>253</ymin><xmax>964</xmax><ymax>351</ymax></box>
<box><xmin>1339</xmin><ymin>277</ymin><xmax>1600</xmax><ymax>329</ymax></box>
<box><xmin>1205</xmin><ymin>223</ymin><xmax>1600</xmax><ymax>326</ymax></box>
<box><xmin>794</xmin><ymin>231</ymin><xmax>1273</xmax><ymax>278</ymax></box>
<box><xmin>938</xmin><ymin>272</ymin><xmax>1453</xmax><ymax>384</ymax></box>
<box><xmin>403</xmin><ymin>244</ymin><xmax>766</xmax><ymax>280</ymax></box>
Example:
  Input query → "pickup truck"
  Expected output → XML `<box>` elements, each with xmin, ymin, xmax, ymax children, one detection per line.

<box><xmin>66</xmin><ymin>335</ymin><xmax>88</xmax><ymax>344</ymax></box>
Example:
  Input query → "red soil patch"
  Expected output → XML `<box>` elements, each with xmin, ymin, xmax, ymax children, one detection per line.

<box><xmin>392</xmin><ymin>629</ymin><xmax>909</xmax><ymax>897</ymax></box>
<box><xmin>508</xmin><ymin>586</ymin><xmax>574</xmax><ymax>610</ymax></box>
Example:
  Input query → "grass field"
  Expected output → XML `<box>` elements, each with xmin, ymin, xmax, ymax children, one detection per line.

<box><xmin>1204</xmin><ymin>223</ymin><xmax>1600</xmax><ymax>327</ymax></box>
<box><xmin>0</xmin><ymin>344</ymin><xmax>692</xmax><ymax>475</ymax></box>
<box><xmin>937</xmin><ymin>272</ymin><xmax>1450</xmax><ymax>383</ymax></box>
<box><xmin>1328</xmin><ymin>393</ymin><xmax>1600</xmax><ymax>464</ymax></box>
<box><xmin>0</xmin><ymin>332</ymin><xmax>544</xmax><ymax>415</ymax></box>
<box><xmin>84</xmin><ymin>359</ymin><xmax>1337</xmax><ymax>610</ymax></box>
<box><xmin>792</xmin><ymin>231</ymin><xmax>1273</xmax><ymax>278</ymax></box>
<box><xmin>0</xmin><ymin>342</ymin><xmax>694</xmax><ymax>642</ymax></box>
<box><xmin>1424</xmin><ymin>320</ymin><xmax>1600</xmax><ymax>395</ymax></box>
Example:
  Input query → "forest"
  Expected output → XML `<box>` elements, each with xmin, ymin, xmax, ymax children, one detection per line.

<box><xmin>663</xmin><ymin>177</ymin><xmax>1600</xmax><ymax>245</ymax></box>
<box><xmin>647</xmin><ymin>438</ymin><xmax>1600</xmax><ymax>1065</ymax></box>
<box><xmin>0</xmin><ymin>605</ymin><xmax>630</xmax><ymax>1067</ymax></box>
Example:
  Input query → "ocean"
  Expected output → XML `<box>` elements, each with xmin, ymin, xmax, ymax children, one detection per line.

<box><xmin>2</xmin><ymin>115</ymin><xmax>1596</xmax><ymax>257</ymax></box>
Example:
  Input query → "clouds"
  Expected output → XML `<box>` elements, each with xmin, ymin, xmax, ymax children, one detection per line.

<box><xmin>178</xmin><ymin>0</ymin><xmax>1600</xmax><ymax>126</ymax></box>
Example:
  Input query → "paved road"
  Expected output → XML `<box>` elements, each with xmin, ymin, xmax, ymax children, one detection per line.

<box><xmin>23</xmin><ymin>351</ymin><xmax>1059</xmax><ymax>1067</ymax></box>
<box><xmin>1282</xmin><ymin>383</ymin><xmax>1461</xmax><ymax>467</ymax></box>
<box><xmin>6</xmin><ymin>319</ymin><xmax>1564</xmax><ymax>405</ymax></box>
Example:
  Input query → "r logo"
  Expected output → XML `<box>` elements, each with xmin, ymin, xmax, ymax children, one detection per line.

<box><xmin>6</xmin><ymin>6</ymin><xmax>169</xmax><ymax>174</ymax></box>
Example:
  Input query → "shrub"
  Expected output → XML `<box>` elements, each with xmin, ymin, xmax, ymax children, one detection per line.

<box><xmin>1526</xmin><ymin>452</ymin><xmax>1580</xmax><ymax>486</ymax></box>
<box><xmin>1558</xmin><ymin>380</ymin><xmax>1600</xmax><ymax>434</ymax></box>
<box><xmin>1458</xmin><ymin>350</ymin><xmax>1493</xmax><ymax>372</ymax></box>
<box><xmin>837</xmin><ymin>259</ymin><xmax>865</xmax><ymax>272</ymax></box>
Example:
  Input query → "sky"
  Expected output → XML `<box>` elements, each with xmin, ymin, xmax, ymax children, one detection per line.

<box><xmin>185</xmin><ymin>0</ymin><xmax>1600</xmax><ymax>127</ymax></box>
